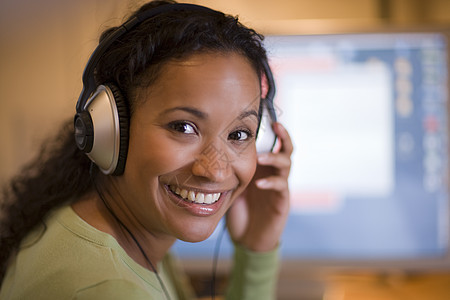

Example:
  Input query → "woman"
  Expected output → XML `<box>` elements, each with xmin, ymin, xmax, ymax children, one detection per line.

<box><xmin>0</xmin><ymin>1</ymin><xmax>292</xmax><ymax>299</ymax></box>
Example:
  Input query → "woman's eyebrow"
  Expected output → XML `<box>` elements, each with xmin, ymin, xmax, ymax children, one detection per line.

<box><xmin>161</xmin><ymin>106</ymin><xmax>208</xmax><ymax>119</ymax></box>
<box><xmin>238</xmin><ymin>109</ymin><xmax>259</xmax><ymax>120</ymax></box>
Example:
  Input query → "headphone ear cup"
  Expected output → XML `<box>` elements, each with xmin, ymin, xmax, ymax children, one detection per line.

<box><xmin>106</xmin><ymin>83</ymin><xmax>130</xmax><ymax>175</ymax></box>
<box><xmin>256</xmin><ymin>99</ymin><xmax>277</xmax><ymax>153</ymax></box>
<box><xmin>81</xmin><ymin>84</ymin><xmax>130</xmax><ymax>175</ymax></box>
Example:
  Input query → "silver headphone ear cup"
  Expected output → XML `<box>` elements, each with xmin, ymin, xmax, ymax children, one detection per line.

<box><xmin>83</xmin><ymin>85</ymin><xmax>129</xmax><ymax>175</ymax></box>
<box><xmin>256</xmin><ymin>100</ymin><xmax>277</xmax><ymax>153</ymax></box>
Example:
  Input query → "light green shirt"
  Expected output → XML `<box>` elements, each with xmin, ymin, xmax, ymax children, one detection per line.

<box><xmin>0</xmin><ymin>205</ymin><xmax>279</xmax><ymax>299</ymax></box>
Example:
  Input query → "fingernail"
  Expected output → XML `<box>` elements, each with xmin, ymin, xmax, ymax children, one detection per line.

<box><xmin>258</xmin><ymin>154</ymin><xmax>270</xmax><ymax>163</ymax></box>
<box><xmin>256</xmin><ymin>179</ymin><xmax>270</xmax><ymax>188</ymax></box>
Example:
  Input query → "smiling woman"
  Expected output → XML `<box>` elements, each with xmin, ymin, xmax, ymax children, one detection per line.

<box><xmin>0</xmin><ymin>1</ymin><xmax>293</xmax><ymax>299</ymax></box>
<box><xmin>100</xmin><ymin>53</ymin><xmax>261</xmax><ymax>245</ymax></box>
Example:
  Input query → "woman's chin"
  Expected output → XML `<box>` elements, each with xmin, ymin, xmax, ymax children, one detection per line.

<box><xmin>176</xmin><ymin>226</ymin><xmax>218</xmax><ymax>243</ymax></box>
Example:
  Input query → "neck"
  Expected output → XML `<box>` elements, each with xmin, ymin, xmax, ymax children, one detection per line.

<box><xmin>72</xmin><ymin>188</ymin><xmax>175</xmax><ymax>271</ymax></box>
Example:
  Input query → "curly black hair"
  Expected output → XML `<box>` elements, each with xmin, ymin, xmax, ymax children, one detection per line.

<box><xmin>0</xmin><ymin>0</ymin><xmax>268</xmax><ymax>282</ymax></box>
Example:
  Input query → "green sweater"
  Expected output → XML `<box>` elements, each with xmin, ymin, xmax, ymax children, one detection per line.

<box><xmin>0</xmin><ymin>206</ymin><xmax>279</xmax><ymax>299</ymax></box>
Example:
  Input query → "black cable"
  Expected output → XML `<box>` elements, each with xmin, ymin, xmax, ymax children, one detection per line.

<box><xmin>89</xmin><ymin>163</ymin><xmax>171</xmax><ymax>300</ymax></box>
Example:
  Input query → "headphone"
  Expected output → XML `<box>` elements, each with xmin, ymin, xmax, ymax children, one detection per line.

<box><xmin>74</xmin><ymin>2</ymin><xmax>277</xmax><ymax>176</ymax></box>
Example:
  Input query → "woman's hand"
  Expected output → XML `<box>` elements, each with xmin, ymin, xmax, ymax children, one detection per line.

<box><xmin>227</xmin><ymin>122</ymin><xmax>293</xmax><ymax>252</ymax></box>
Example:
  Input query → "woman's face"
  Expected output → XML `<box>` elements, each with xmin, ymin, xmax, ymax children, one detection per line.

<box><xmin>112</xmin><ymin>52</ymin><xmax>260</xmax><ymax>242</ymax></box>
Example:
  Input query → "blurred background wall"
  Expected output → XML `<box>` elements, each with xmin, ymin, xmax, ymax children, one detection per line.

<box><xmin>1</xmin><ymin>1</ymin><xmax>450</xmax><ymax>299</ymax></box>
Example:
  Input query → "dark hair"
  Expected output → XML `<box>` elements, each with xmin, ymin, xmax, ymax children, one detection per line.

<box><xmin>0</xmin><ymin>0</ymin><xmax>268</xmax><ymax>282</ymax></box>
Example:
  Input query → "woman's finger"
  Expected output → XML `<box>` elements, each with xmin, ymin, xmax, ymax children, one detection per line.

<box><xmin>273</xmin><ymin>122</ymin><xmax>294</xmax><ymax>155</ymax></box>
<box><xmin>257</xmin><ymin>153</ymin><xmax>291</xmax><ymax>176</ymax></box>
<box><xmin>255</xmin><ymin>176</ymin><xmax>289</xmax><ymax>191</ymax></box>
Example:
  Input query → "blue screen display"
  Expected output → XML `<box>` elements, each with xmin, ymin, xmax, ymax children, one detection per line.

<box><xmin>173</xmin><ymin>32</ymin><xmax>449</xmax><ymax>261</ymax></box>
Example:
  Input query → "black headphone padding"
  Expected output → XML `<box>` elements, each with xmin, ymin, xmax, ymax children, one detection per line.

<box><xmin>107</xmin><ymin>83</ymin><xmax>130</xmax><ymax>175</ymax></box>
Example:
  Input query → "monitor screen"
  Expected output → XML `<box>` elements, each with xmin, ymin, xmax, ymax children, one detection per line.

<box><xmin>173</xmin><ymin>31</ymin><xmax>449</xmax><ymax>267</ymax></box>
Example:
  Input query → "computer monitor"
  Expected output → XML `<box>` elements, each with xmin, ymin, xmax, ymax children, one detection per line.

<box><xmin>173</xmin><ymin>29</ymin><xmax>450</xmax><ymax>271</ymax></box>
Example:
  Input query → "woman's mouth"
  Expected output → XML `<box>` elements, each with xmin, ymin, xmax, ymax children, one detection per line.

<box><xmin>168</xmin><ymin>185</ymin><xmax>221</xmax><ymax>205</ymax></box>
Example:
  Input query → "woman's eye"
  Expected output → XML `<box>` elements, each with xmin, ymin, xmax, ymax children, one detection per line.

<box><xmin>228</xmin><ymin>130</ymin><xmax>252</xmax><ymax>141</ymax></box>
<box><xmin>169</xmin><ymin>121</ymin><xmax>197</xmax><ymax>134</ymax></box>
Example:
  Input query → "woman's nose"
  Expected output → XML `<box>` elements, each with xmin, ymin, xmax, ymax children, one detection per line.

<box><xmin>191</xmin><ymin>143</ymin><xmax>233</xmax><ymax>182</ymax></box>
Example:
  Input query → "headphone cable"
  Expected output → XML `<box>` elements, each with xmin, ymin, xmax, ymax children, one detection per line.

<box><xmin>89</xmin><ymin>163</ymin><xmax>171</xmax><ymax>300</ymax></box>
<box><xmin>89</xmin><ymin>163</ymin><xmax>231</xmax><ymax>300</ymax></box>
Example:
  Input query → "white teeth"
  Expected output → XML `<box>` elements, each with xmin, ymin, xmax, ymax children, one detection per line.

<box><xmin>213</xmin><ymin>193</ymin><xmax>220</xmax><ymax>201</ymax></box>
<box><xmin>169</xmin><ymin>185</ymin><xmax>221</xmax><ymax>205</ymax></box>
<box><xmin>204</xmin><ymin>194</ymin><xmax>213</xmax><ymax>204</ymax></box>
<box><xmin>195</xmin><ymin>193</ymin><xmax>205</xmax><ymax>203</ymax></box>
<box><xmin>188</xmin><ymin>191</ymin><xmax>196</xmax><ymax>202</ymax></box>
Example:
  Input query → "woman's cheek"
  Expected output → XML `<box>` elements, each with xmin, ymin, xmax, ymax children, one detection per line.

<box><xmin>235</xmin><ymin>150</ymin><xmax>258</xmax><ymax>189</ymax></box>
